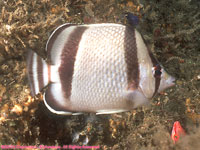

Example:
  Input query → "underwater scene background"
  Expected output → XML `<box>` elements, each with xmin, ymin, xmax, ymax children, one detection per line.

<box><xmin>0</xmin><ymin>0</ymin><xmax>200</xmax><ymax>149</ymax></box>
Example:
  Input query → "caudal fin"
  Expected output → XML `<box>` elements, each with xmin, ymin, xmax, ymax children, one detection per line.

<box><xmin>27</xmin><ymin>50</ymin><xmax>50</xmax><ymax>96</ymax></box>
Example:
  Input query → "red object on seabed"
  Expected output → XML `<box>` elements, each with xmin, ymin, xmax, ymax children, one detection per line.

<box><xmin>171</xmin><ymin>121</ymin><xmax>186</xmax><ymax>143</ymax></box>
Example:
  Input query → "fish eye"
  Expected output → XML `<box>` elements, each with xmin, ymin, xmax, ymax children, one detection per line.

<box><xmin>153</xmin><ymin>64</ymin><xmax>162</xmax><ymax>78</ymax></box>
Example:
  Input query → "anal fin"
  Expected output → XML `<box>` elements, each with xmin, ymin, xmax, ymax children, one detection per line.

<box><xmin>44</xmin><ymin>83</ymin><xmax>73</xmax><ymax>115</ymax></box>
<box><xmin>96</xmin><ymin>109</ymin><xmax>128</xmax><ymax>115</ymax></box>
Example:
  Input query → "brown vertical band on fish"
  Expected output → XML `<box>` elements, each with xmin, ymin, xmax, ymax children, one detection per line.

<box><xmin>124</xmin><ymin>26</ymin><xmax>139</xmax><ymax>91</ymax></box>
<box><xmin>59</xmin><ymin>26</ymin><xmax>88</xmax><ymax>100</ymax></box>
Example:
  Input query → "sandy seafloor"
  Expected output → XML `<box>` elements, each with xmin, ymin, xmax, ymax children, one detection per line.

<box><xmin>0</xmin><ymin>0</ymin><xmax>200</xmax><ymax>149</ymax></box>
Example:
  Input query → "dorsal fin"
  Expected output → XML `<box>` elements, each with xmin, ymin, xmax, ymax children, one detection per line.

<box><xmin>46</xmin><ymin>23</ymin><xmax>76</xmax><ymax>65</ymax></box>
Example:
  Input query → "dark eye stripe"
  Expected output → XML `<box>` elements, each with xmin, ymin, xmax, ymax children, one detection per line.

<box><xmin>153</xmin><ymin>75</ymin><xmax>161</xmax><ymax>97</ymax></box>
<box><xmin>154</xmin><ymin>64</ymin><xmax>162</xmax><ymax>78</ymax></box>
<box><xmin>153</xmin><ymin>64</ymin><xmax>162</xmax><ymax>97</ymax></box>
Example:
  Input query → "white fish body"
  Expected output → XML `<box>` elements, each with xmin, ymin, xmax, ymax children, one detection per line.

<box><xmin>27</xmin><ymin>23</ymin><xmax>175</xmax><ymax>115</ymax></box>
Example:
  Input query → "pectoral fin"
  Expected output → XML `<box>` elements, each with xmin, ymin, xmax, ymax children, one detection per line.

<box><xmin>123</xmin><ymin>89</ymin><xmax>149</xmax><ymax>108</ymax></box>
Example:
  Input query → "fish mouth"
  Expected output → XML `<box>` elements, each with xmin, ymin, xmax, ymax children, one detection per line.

<box><xmin>167</xmin><ymin>76</ymin><xmax>176</xmax><ymax>87</ymax></box>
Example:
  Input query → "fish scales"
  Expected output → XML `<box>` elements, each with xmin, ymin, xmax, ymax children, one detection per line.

<box><xmin>27</xmin><ymin>23</ymin><xmax>175</xmax><ymax>115</ymax></box>
<box><xmin>71</xmin><ymin>25</ymin><xmax>130</xmax><ymax>111</ymax></box>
